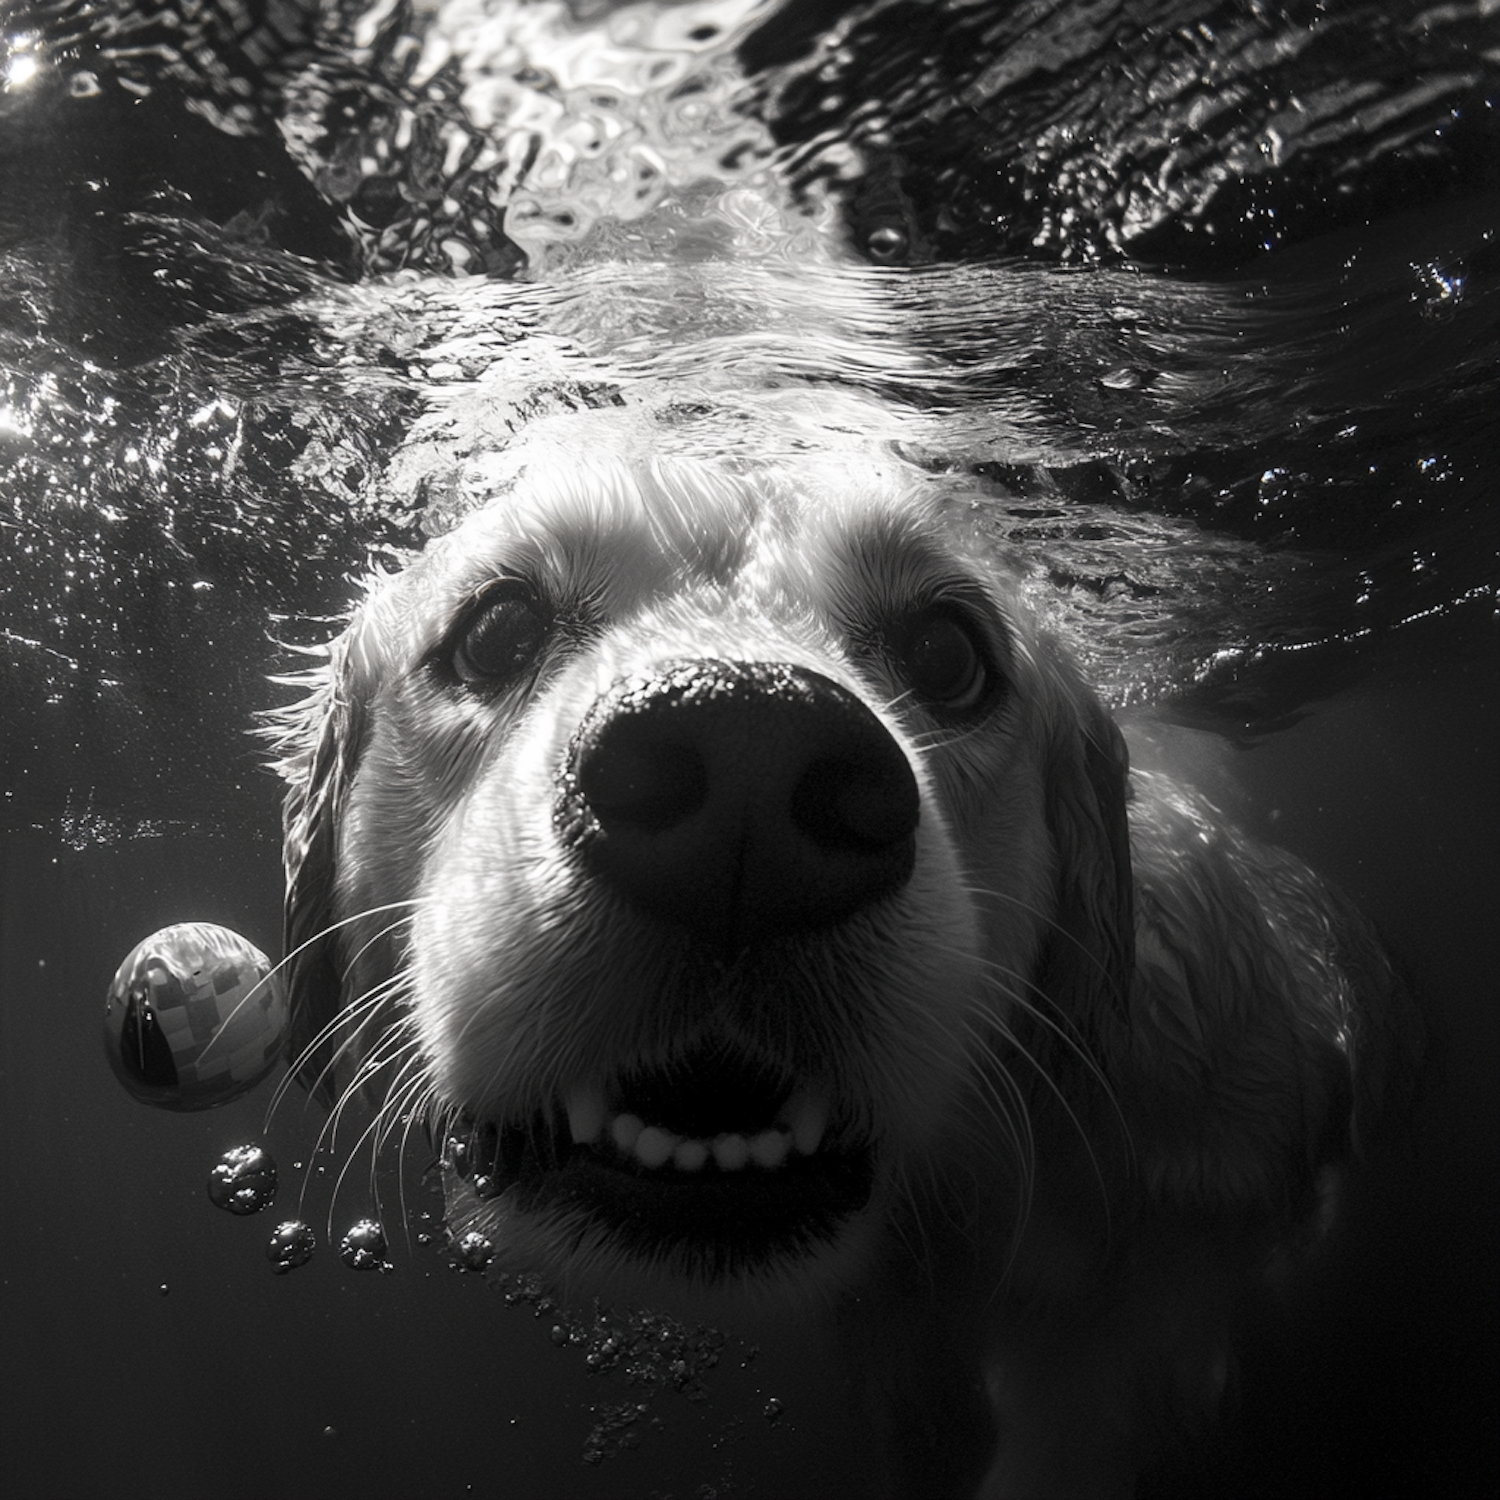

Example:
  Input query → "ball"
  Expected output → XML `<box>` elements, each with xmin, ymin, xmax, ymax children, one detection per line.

<box><xmin>103</xmin><ymin>923</ymin><xmax>289</xmax><ymax>1111</ymax></box>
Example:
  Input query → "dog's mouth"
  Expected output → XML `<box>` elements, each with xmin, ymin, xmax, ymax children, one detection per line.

<box><xmin>443</xmin><ymin>1049</ymin><xmax>875</xmax><ymax>1277</ymax></box>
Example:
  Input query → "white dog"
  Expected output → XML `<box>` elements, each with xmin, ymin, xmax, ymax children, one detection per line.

<box><xmin>274</xmin><ymin>439</ymin><xmax>1416</xmax><ymax>1498</ymax></box>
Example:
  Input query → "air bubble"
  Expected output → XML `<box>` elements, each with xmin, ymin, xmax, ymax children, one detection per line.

<box><xmin>207</xmin><ymin>1144</ymin><xmax>278</xmax><ymax>1215</ymax></box>
<box><xmin>339</xmin><ymin>1219</ymin><xmax>391</xmax><ymax>1273</ymax></box>
<box><xmin>267</xmin><ymin>1220</ymin><xmax>316</xmax><ymax>1275</ymax></box>
<box><xmin>866</xmin><ymin>224</ymin><xmax>908</xmax><ymax>262</ymax></box>
<box><xmin>451</xmin><ymin>1230</ymin><xmax>494</xmax><ymax>1271</ymax></box>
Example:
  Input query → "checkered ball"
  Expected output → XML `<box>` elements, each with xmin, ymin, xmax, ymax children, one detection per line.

<box><xmin>104</xmin><ymin>923</ymin><xmax>289</xmax><ymax>1111</ymax></box>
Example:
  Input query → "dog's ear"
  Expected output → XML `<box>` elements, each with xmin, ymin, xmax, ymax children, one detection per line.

<box><xmin>276</xmin><ymin>635</ymin><xmax>366</xmax><ymax>1107</ymax></box>
<box><xmin>1035</xmin><ymin>672</ymin><xmax>1135</xmax><ymax>1049</ymax></box>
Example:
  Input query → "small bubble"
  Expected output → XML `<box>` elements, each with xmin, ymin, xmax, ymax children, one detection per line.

<box><xmin>340</xmin><ymin>1219</ymin><xmax>390</xmax><ymax>1272</ymax></box>
<box><xmin>267</xmin><ymin>1220</ymin><xmax>316</xmax><ymax>1275</ymax></box>
<box><xmin>866</xmin><ymin>224</ymin><xmax>908</xmax><ymax>262</ymax></box>
<box><xmin>763</xmin><ymin>1397</ymin><xmax>784</xmax><ymax>1423</ymax></box>
<box><xmin>157</xmin><ymin>1283</ymin><xmax>170</xmax><ymax>1297</ymax></box>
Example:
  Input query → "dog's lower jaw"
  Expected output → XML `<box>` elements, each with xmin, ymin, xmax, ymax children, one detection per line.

<box><xmin>438</xmin><ymin>1131</ymin><xmax>910</xmax><ymax>1311</ymax></box>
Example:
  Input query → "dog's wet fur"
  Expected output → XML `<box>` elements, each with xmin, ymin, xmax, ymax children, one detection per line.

<box><xmin>275</xmin><ymin>443</ymin><xmax>1417</xmax><ymax>1497</ymax></box>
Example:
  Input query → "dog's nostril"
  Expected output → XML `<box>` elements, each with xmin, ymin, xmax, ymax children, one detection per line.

<box><xmin>577</xmin><ymin>738</ymin><xmax>707</xmax><ymax>833</ymax></box>
<box><xmin>793</xmin><ymin>756</ymin><xmax>918</xmax><ymax>851</ymax></box>
<box><xmin>559</xmin><ymin>659</ymin><xmax>919</xmax><ymax>944</ymax></box>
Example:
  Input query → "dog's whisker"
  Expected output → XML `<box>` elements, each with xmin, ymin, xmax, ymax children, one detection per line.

<box><xmin>375</xmin><ymin>1062</ymin><xmax>438</xmax><ymax>1188</ymax></box>
<box><xmin>961</xmin><ymin>878</ymin><xmax>1126</xmax><ymax>1001</ymax></box>
<box><xmin>324</xmin><ymin>1109</ymin><xmax>396</xmax><ymax>1245</ymax></box>
<box><xmin>195</xmin><ymin>903</ymin><xmax>422</xmax><ymax>1085</ymax></box>
<box><xmin>369</xmin><ymin>1057</ymin><xmax>437</xmax><ymax>1245</ymax></box>
<box><xmin>323</xmin><ymin>1028</ymin><xmax>426</xmax><ymax>1219</ymax></box>
<box><xmin>340</xmin><ymin>911</ymin><xmax>420</xmax><ymax>982</ymax></box>
<box><xmin>261</xmin><ymin>902</ymin><xmax>424</xmax><ymax>1119</ymax></box>
<box><xmin>267</xmin><ymin>991</ymin><xmax>387</xmax><ymax>1127</ymax></box>
<box><xmin>372</xmin><ymin>1049</ymin><xmax>436</xmax><ymax>1164</ymax></box>
<box><xmin>978</xmin><ymin>1014</ymin><xmax>1118</xmax><ymax>1244</ymax></box>
<box><xmin>272</xmin><ymin>973</ymin><xmax>412</xmax><ymax>1128</ymax></box>
<box><xmin>338</xmin><ymin>1002</ymin><xmax>420</xmax><ymax>1108</ymax></box>
<box><xmin>969</xmin><ymin>953</ymin><xmax>1137</xmax><ymax>1173</ymax></box>
<box><xmin>307</xmin><ymin>985</ymin><xmax>417</xmax><ymax>1167</ymax></box>
<box><xmin>944</xmin><ymin>1013</ymin><xmax>1036</xmax><ymax>1179</ymax></box>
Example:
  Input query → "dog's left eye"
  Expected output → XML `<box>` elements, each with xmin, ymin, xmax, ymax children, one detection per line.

<box><xmin>892</xmin><ymin>606</ymin><xmax>995</xmax><ymax>713</ymax></box>
<box><xmin>451</xmin><ymin>582</ymin><xmax>550</xmax><ymax>687</ymax></box>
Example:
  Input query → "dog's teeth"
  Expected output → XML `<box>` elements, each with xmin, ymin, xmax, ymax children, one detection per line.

<box><xmin>712</xmin><ymin>1134</ymin><xmax>750</xmax><ymax>1171</ymax></box>
<box><xmin>634</xmin><ymin>1125</ymin><xmax>678</xmax><ymax>1168</ymax></box>
<box><xmin>672</xmin><ymin>1139</ymin><xmax>709</xmax><ymax>1172</ymax></box>
<box><xmin>780</xmin><ymin>1090</ymin><xmax>829</xmax><ymax>1156</ymax></box>
<box><xmin>598</xmin><ymin>1106</ymin><xmax>810</xmax><ymax>1173</ymax></box>
<box><xmin>565</xmin><ymin>1085</ymin><xmax>606</xmax><ymax>1144</ymax></box>
<box><xmin>748</xmin><ymin>1129</ymin><xmax>791</xmax><ymax>1169</ymax></box>
<box><xmin>610</xmin><ymin>1113</ymin><xmax>645</xmax><ymax>1153</ymax></box>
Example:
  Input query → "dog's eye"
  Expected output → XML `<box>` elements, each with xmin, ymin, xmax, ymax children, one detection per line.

<box><xmin>452</xmin><ymin>582</ymin><xmax>550</xmax><ymax>687</ymax></box>
<box><xmin>893</xmin><ymin>607</ymin><xmax>994</xmax><ymax>713</ymax></box>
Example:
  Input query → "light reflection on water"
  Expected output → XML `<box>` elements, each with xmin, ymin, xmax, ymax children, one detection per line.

<box><xmin>2</xmin><ymin>1</ymin><xmax>1492</xmax><ymax>760</ymax></box>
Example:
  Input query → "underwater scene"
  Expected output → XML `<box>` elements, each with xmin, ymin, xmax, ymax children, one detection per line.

<box><xmin>1</xmin><ymin>1</ymin><xmax>1496</xmax><ymax>1496</ymax></box>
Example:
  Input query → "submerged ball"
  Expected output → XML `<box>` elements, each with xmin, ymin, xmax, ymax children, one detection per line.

<box><xmin>103</xmin><ymin>923</ymin><xmax>288</xmax><ymax>1111</ymax></box>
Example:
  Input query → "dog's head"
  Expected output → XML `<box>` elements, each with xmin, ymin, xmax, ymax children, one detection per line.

<box><xmin>276</xmin><ymin>449</ymin><xmax>1132</xmax><ymax>1302</ymax></box>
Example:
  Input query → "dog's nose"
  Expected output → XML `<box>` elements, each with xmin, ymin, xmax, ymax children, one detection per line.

<box><xmin>557</xmin><ymin>659</ymin><xmax>919</xmax><ymax>945</ymax></box>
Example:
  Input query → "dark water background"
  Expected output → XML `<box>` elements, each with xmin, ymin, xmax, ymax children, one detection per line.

<box><xmin>1</xmin><ymin>1</ymin><xmax>1496</xmax><ymax>1496</ymax></box>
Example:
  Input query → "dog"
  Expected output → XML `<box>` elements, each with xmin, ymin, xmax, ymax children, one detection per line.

<box><xmin>273</xmin><ymin>432</ymin><xmax>1417</xmax><ymax>1498</ymax></box>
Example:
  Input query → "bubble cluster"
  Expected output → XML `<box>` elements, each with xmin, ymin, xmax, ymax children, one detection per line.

<box><xmin>450</xmin><ymin>1230</ymin><xmax>495</xmax><ymax>1272</ymax></box>
<box><xmin>582</xmin><ymin>1401</ymin><xmax>652</xmax><ymax>1465</ymax></box>
<box><xmin>483</xmin><ymin>1269</ymin><xmax>739</xmax><ymax>1464</ymax></box>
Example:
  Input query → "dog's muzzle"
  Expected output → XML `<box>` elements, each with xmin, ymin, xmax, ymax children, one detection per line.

<box><xmin>555</xmin><ymin>659</ymin><xmax>919</xmax><ymax>947</ymax></box>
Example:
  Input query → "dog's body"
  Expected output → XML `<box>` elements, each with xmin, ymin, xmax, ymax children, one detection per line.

<box><xmin>276</xmin><ymin>433</ymin><xmax>1416</xmax><ymax>1497</ymax></box>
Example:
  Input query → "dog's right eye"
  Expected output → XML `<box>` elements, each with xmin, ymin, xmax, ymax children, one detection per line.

<box><xmin>450</xmin><ymin>581</ymin><xmax>550</xmax><ymax>687</ymax></box>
